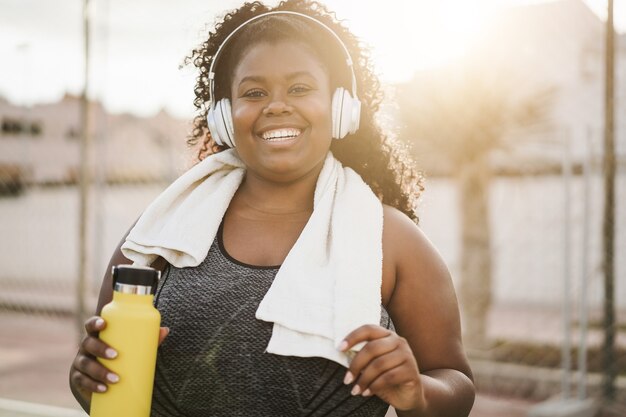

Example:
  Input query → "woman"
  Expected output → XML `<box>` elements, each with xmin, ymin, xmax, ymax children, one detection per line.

<box><xmin>69</xmin><ymin>1</ymin><xmax>475</xmax><ymax>416</ymax></box>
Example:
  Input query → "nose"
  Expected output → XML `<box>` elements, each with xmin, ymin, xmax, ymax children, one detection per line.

<box><xmin>263</xmin><ymin>98</ymin><xmax>293</xmax><ymax>116</ymax></box>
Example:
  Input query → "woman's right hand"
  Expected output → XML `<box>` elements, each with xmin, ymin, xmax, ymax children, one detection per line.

<box><xmin>70</xmin><ymin>316</ymin><xmax>120</xmax><ymax>399</ymax></box>
<box><xmin>69</xmin><ymin>316</ymin><xmax>171</xmax><ymax>403</ymax></box>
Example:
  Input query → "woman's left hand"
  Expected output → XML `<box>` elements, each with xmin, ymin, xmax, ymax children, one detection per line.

<box><xmin>340</xmin><ymin>324</ymin><xmax>426</xmax><ymax>412</ymax></box>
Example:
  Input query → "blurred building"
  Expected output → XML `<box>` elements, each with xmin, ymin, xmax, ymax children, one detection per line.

<box><xmin>0</xmin><ymin>94</ymin><xmax>192</xmax><ymax>189</ymax></box>
<box><xmin>477</xmin><ymin>0</ymin><xmax>626</xmax><ymax>164</ymax></box>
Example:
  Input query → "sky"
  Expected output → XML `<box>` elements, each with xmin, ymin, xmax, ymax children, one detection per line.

<box><xmin>0</xmin><ymin>0</ymin><xmax>624</xmax><ymax>118</ymax></box>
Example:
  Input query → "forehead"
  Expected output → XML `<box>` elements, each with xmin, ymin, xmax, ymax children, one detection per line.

<box><xmin>232</xmin><ymin>40</ymin><xmax>329</xmax><ymax>83</ymax></box>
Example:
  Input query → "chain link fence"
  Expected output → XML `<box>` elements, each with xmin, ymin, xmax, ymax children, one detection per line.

<box><xmin>417</xmin><ymin>158</ymin><xmax>626</xmax><ymax>404</ymax></box>
<box><xmin>0</xmin><ymin>0</ymin><xmax>625</xmax><ymax>414</ymax></box>
<box><xmin>0</xmin><ymin>97</ymin><xmax>192</xmax><ymax>318</ymax></box>
<box><xmin>1</xmin><ymin>100</ymin><xmax>624</xmax><ymax>412</ymax></box>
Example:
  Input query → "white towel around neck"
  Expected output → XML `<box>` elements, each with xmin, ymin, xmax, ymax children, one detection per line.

<box><xmin>121</xmin><ymin>148</ymin><xmax>383</xmax><ymax>367</ymax></box>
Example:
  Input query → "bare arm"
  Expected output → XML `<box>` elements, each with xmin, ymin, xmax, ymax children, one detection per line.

<box><xmin>341</xmin><ymin>205</ymin><xmax>475</xmax><ymax>416</ymax></box>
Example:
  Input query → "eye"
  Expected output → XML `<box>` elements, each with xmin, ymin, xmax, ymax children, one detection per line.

<box><xmin>242</xmin><ymin>88</ymin><xmax>266</xmax><ymax>98</ymax></box>
<box><xmin>289</xmin><ymin>84</ymin><xmax>312</xmax><ymax>95</ymax></box>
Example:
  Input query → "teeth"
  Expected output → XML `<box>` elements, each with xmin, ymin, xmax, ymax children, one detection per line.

<box><xmin>261</xmin><ymin>128</ymin><xmax>302</xmax><ymax>141</ymax></box>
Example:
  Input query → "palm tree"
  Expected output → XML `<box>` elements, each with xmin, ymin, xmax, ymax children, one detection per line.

<box><xmin>395</xmin><ymin>67</ymin><xmax>553</xmax><ymax>348</ymax></box>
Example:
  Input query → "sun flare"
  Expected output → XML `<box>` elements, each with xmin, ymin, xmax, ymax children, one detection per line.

<box><xmin>324</xmin><ymin>0</ymin><xmax>498</xmax><ymax>82</ymax></box>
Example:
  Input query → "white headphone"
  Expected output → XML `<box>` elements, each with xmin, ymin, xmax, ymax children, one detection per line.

<box><xmin>206</xmin><ymin>11</ymin><xmax>361</xmax><ymax>148</ymax></box>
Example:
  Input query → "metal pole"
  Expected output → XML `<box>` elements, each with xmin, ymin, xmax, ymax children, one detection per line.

<box><xmin>77</xmin><ymin>0</ymin><xmax>92</xmax><ymax>339</ymax></box>
<box><xmin>601</xmin><ymin>0</ymin><xmax>616</xmax><ymax>402</ymax></box>
<box><xmin>93</xmin><ymin>0</ymin><xmax>110</xmax><ymax>290</ymax></box>
<box><xmin>561</xmin><ymin>131</ymin><xmax>572</xmax><ymax>400</ymax></box>
<box><xmin>577</xmin><ymin>129</ymin><xmax>591</xmax><ymax>400</ymax></box>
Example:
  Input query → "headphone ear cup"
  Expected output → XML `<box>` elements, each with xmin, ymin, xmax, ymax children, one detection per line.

<box><xmin>349</xmin><ymin>96</ymin><xmax>361</xmax><ymax>135</ymax></box>
<box><xmin>207</xmin><ymin>99</ymin><xmax>235</xmax><ymax>148</ymax></box>
<box><xmin>331</xmin><ymin>88</ymin><xmax>361</xmax><ymax>139</ymax></box>
<box><xmin>206</xmin><ymin>106</ymin><xmax>224</xmax><ymax>147</ymax></box>
<box><xmin>218</xmin><ymin>99</ymin><xmax>235</xmax><ymax>147</ymax></box>
<box><xmin>331</xmin><ymin>88</ymin><xmax>344</xmax><ymax>139</ymax></box>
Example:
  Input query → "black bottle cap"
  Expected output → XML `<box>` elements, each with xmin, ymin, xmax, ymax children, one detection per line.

<box><xmin>112</xmin><ymin>265</ymin><xmax>160</xmax><ymax>291</ymax></box>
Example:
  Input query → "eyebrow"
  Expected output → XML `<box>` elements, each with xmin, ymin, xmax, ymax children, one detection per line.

<box><xmin>238</xmin><ymin>71</ymin><xmax>317</xmax><ymax>86</ymax></box>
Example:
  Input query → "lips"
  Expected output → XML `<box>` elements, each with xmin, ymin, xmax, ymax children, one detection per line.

<box><xmin>259</xmin><ymin>127</ymin><xmax>302</xmax><ymax>142</ymax></box>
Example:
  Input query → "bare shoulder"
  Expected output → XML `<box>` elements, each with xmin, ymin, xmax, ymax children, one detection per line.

<box><xmin>382</xmin><ymin>204</ymin><xmax>437</xmax><ymax>257</ymax></box>
<box><xmin>382</xmin><ymin>204</ymin><xmax>450</xmax><ymax>289</ymax></box>
<box><xmin>382</xmin><ymin>204</ymin><xmax>471</xmax><ymax>375</ymax></box>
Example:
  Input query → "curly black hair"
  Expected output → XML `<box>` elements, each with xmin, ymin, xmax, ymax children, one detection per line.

<box><xmin>184</xmin><ymin>0</ymin><xmax>423</xmax><ymax>221</ymax></box>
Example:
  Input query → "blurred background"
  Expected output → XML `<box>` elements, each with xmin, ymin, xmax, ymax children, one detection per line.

<box><xmin>0</xmin><ymin>0</ymin><xmax>624</xmax><ymax>416</ymax></box>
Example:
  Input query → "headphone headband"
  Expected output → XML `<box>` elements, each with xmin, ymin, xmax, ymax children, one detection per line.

<box><xmin>208</xmin><ymin>10</ymin><xmax>358</xmax><ymax>107</ymax></box>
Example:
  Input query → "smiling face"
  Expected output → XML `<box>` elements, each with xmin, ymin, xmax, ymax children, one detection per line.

<box><xmin>229</xmin><ymin>40</ymin><xmax>333</xmax><ymax>184</ymax></box>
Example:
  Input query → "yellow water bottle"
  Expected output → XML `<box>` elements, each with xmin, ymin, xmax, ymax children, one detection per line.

<box><xmin>90</xmin><ymin>265</ymin><xmax>161</xmax><ymax>417</ymax></box>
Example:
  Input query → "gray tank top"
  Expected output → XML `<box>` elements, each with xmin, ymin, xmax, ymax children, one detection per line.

<box><xmin>151</xmin><ymin>223</ymin><xmax>394</xmax><ymax>417</ymax></box>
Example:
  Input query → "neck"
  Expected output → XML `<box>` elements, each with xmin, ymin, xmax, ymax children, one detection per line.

<box><xmin>234</xmin><ymin>163</ymin><xmax>323</xmax><ymax>218</ymax></box>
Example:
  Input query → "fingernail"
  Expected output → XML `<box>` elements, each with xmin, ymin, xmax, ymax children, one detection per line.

<box><xmin>343</xmin><ymin>371</ymin><xmax>354</xmax><ymax>385</ymax></box>
<box><xmin>362</xmin><ymin>389</ymin><xmax>372</xmax><ymax>397</ymax></box>
<box><xmin>338</xmin><ymin>340</ymin><xmax>348</xmax><ymax>351</ymax></box>
<box><xmin>351</xmin><ymin>385</ymin><xmax>361</xmax><ymax>396</ymax></box>
<box><xmin>105</xmin><ymin>348</ymin><xmax>117</xmax><ymax>359</ymax></box>
<box><xmin>107</xmin><ymin>373</ymin><xmax>119</xmax><ymax>383</ymax></box>
<box><xmin>95</xmin><ymin>318</ymin><xmax>104</xmax><ymax>328</ymax></box>
<box><xmin>97</xmin><ymin>384</ymin><xmax>107</xmax><ymax>392</ymax></box>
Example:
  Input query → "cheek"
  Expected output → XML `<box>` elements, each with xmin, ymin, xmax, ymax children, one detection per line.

<box><xmin>231</xmin><ymin>102</ymin><xmax>258</xmax><ymax>132</ymax></box>
<box><xmin>306</xmin><ymin>98</ymin><xmax>333</xmax><ymax>133</ymax></box>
